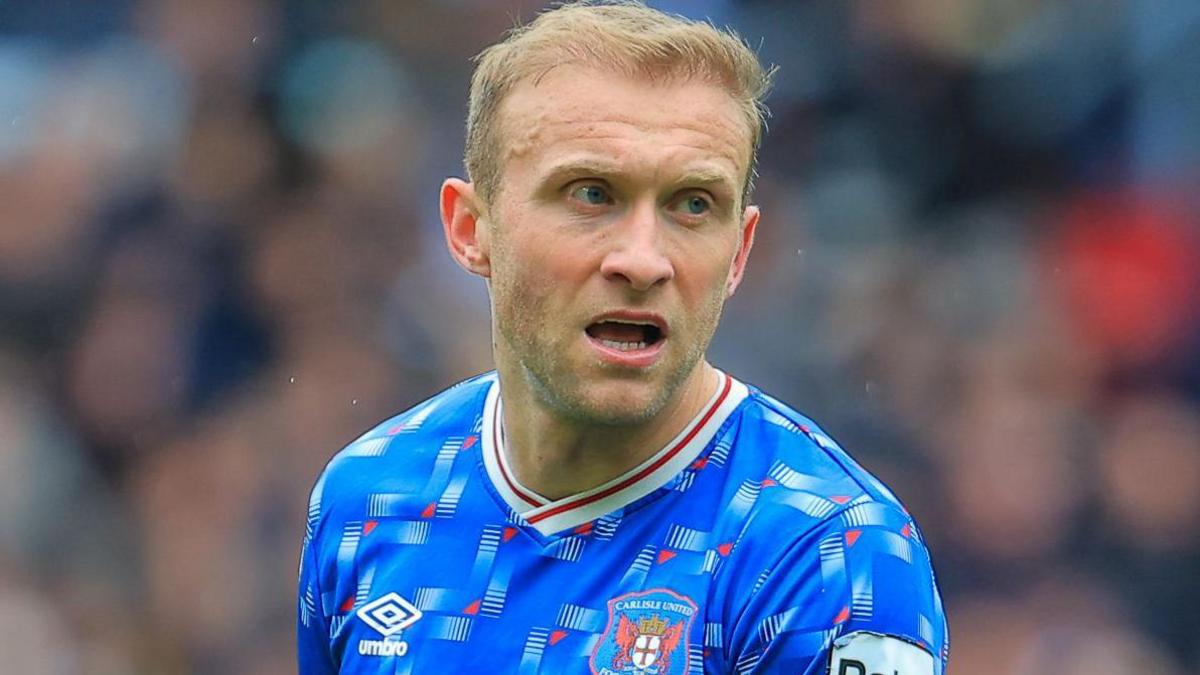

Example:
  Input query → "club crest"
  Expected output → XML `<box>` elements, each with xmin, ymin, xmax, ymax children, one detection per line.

<box><xmin>590</xmin><ymin>588</ymin><xmax>697</xmax><ymax>675</ymax></box>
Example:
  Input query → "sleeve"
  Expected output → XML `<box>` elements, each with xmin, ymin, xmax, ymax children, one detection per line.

<box><xmin>725</xmin><ymin>501</ymin><xmax>949</xmax><ymax>675</ymax></box>
<box><xmin>298</xmin><ymin>517</ymin><xmax>338</xmax><ymax>673</ymax></box>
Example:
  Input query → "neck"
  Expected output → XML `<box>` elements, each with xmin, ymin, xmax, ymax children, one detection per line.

<box><xmin>497</xmin><ymin>363</ymin><xmax>720</xmax><ymax>500</ymax></box>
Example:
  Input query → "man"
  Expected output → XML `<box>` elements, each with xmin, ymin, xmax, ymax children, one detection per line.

<box><xmin>298</xmin><ymin>2</ymin><xmax>949</xmax><ymax>673</ymax></box>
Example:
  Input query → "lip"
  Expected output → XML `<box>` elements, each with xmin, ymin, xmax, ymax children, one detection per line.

<box><xmin>585</xmin><ymin>310</ymin><xmax>669</xmax><ymax>368</ymax></box>
<box><xmin>587</xmin><ymin>310</ymin><xmax>669</xmax><ymax>337</ymax></box>
<box><xmin>586</xmin><ymin>333</ymin><xmax>665</xmax><ymax>367</ymax></box>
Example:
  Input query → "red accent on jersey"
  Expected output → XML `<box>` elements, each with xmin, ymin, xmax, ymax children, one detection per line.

<box><xmin>901</xmin><ymin>523</ymin><xmax>912</xmax><ymax>538</ymax></box>
<box><xmin>363</xmin><ymin>520</ymin><xmax>378</xmax><ymax>536</ymax></box>
<box><xmin>503</xmin><ymin>527</ymin><xmax>519</xmax><ymax>543</ymax></box>
<box><xmin>761</xmin><ymin>478</ymin><xmax>778</xmax><ymax>487</ymax></box>
<box><xmin>656</xmin><ymin>549</ymin><xmax>678</xmax><ymax>564</ymax></box>
<box><xmin>463</xmin><ymin>599</ymin><xmax>481</xmax><ymax>615</ymax></box>
<box><xmin>574</xmin><ymin>522</ymin><xmax>594</xmax><ymax>536</ymax></box>
<box><xmin>340</xmin><ymin>595</ymin><xmax>355</xmax><ymax>613</ymax></box>
<box><xmin>386</xmin><ymin>424</ymin><xmax>405</xmax><ymax>435</ymax></box>
<box><xmin>421</xmin><ymin>502</ymin><xmax>436</xmax><ymax>518</ymax></box>
<box><xmin>834</xmin><ymin>606</ymin><xmax>851</xmax><ymax>624</ymax></box>
<box><xmin>549</xmin><ymin>630</ymin><xmax>569</xmax><ymax>645</ymax></box>
<box><xmin>692</xmin><ymin>457</ymin><xmax>709</xmax><ymax>470</ymax></box>
<box><xmin>845</xmin><ymin>530</ymin><xmax>862</xmax><ymax>547</ymax></box>
<box><xmin>830</xmin><ymin>495</ymin><xmax>852</xmax><ymax>505</ymax></box>
<box><xmin>462</xmin><ymin>435</ymin><xmax>478</xmax><ymax>450</ymax></box>
<box><xmin>716</xmin><ymin>542</ymin><xmax>733</xmax><ymax>556</ymax></box>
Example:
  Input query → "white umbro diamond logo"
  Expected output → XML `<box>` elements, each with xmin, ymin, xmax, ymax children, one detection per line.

<box><xmin>356</xmin><ymin>592</ymin><xmax>423</xmax><ymax>637</ymax></box>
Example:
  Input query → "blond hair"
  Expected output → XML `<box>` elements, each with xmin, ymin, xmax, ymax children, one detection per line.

<box><xmin>465</xmin><ymin>0</ymin><xmax>773</xmax><ymax>205</ymax></box>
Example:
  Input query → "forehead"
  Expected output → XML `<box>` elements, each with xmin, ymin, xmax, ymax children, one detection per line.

<box><xmin>496</xmin><ymin>65</ymin><xmax>752</xmax><ymax>186</ymax></box>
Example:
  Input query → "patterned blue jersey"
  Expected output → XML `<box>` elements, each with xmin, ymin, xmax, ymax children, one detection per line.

<box><xmin>298</xmin><ymin>371</ymin><xmax>949</xmax><ymax>674</ymax></box>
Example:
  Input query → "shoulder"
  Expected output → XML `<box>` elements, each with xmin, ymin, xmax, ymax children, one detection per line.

<box><xmin>304</xmin><ymin>372</ymin><xmax>496</xmax><ymax>541</ymax></box>
<box><xmin>716</xmin><ymin>382</ymin><xmax>948</xmax><ymax>670</ymax></box>
<box><xmin>731</xmin><ymin>386</ymin><xmax>911</xmax><ymax>523</ymax></box>
<box><xmin>728</xmin><ymin>384</ymin><xmax>933</xmax><ymax>567</ymax></box>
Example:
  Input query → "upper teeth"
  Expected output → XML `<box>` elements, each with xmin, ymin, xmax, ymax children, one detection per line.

<box><xmin>600</xmin><ymin>339</ymin><xmax>648</xmax><ymax>351</ymax></box>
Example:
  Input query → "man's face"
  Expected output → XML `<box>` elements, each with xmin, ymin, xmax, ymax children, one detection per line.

<box><xmin>481</xmin><ymin>65</ymin><xmax>758</xmax><ymax>425</ymax></box>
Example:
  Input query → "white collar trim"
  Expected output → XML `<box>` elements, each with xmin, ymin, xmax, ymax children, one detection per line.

<box><xmin>481</xmin><ymin>372</ymin><xmax>748</xmax><ymax>536</ymax></box>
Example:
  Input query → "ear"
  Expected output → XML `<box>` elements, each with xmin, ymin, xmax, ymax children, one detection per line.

<box><xmin>725</xmin><ymin>204</ymin><xmax>759</xmax><ymax>297</ymax></box>
<box><xmin>440</xmin><ymin>178</ymin><xmax>491</xmax><ymax>278</ymax></box>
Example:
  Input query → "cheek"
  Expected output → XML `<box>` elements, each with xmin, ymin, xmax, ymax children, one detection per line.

<box><xmin>676</xmin><ymin>237</ymin><xmax>738</xmax><ymax>295</ymax></box>
<box><xmin>490</xmin><ymin>233</ymin><xmax>572</xmax><ymax>323</ymax></box>
<box><xmin>501</xmin><ymin>222</ymin><xmax>599</xmax><ymax>290</ymax></box>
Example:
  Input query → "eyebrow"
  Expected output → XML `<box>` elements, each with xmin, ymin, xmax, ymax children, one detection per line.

<box><xmin>677</xmin><ymin>168</ymin><xmax>738</xmax><ymax>190</ymax></box>
<box><xmin>537</xmin><ymin>159</ymin><xmax>622</xmax><ymax>184</ymax></box>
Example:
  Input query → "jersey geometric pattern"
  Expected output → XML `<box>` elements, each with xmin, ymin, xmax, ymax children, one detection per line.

<box><xmin>298</xmin><ymin>372</ymin><xmax>949</xmax><ymax>674</ymax></box>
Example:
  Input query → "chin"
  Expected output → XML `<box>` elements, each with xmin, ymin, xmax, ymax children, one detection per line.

<box><xmin>534</xmin><ymin>370</ymin><xmax>670</xmax><ymax>427</ymax></box>
<box><xmin>567</xmin><ymin>396</ymin><xmax>663</xmax><ymax>428</ymax></box>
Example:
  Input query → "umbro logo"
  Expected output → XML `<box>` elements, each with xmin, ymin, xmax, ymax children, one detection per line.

<box><xmin>356</xmin><ymin>592</ymin><xmax>422</xmax><ymax>658</ymax></box>
<box><xmin>358</xmin><ymin>592</ymin><xmax>422</xmax><ymax>636</ymax></box>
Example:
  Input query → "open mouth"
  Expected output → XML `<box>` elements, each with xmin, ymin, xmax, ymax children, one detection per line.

<box><xmin>584</xmin><ymin>320</ymin><xmax>665</xmax><ymax>352</ymax></box>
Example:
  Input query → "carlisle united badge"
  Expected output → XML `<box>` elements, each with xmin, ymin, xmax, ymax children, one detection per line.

<box><xmin>590</xmin><ymin>588</ymin><xmax>697</xmax><ymax>675</ymax></box>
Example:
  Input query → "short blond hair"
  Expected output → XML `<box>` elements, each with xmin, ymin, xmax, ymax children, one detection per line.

<box><xmin>465</xmin><ymin>0</ymin><xmax>773</xmax><ymax>205</ymax></box>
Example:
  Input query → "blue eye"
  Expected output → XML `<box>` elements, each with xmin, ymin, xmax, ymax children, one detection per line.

<box><xmin>682</xmin><ymin>195</ymin><xmax>710</xmax><ymax>215</ymax></box>
<box><xmin>572</xmin><ymin>184</ymin><xmax>611</xmax><ymax>205</ymax></box>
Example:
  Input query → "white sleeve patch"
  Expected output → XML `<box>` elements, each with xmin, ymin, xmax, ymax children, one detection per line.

<box><xmin>829</xmin><ymin>631</ymin><xmax>935</xmax><ymax>675</ymax></box>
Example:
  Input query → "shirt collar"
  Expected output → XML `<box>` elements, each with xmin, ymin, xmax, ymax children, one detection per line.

<box><xmin>480</xmin><ymin>371</ymin><xmax>748</xmax><ymax>536</ymax></box>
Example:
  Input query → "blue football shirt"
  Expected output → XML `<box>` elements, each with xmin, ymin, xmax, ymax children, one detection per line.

<box><xmin>298</xmin><ymin>371</ymin><xmax>949</xmax><ymax>674</ymax></box>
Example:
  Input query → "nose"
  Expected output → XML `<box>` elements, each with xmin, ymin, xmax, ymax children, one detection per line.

<box><xmin>599</xmin><ymin>201</ymin><xmax>675</xmax><ymax>291</ymax></box>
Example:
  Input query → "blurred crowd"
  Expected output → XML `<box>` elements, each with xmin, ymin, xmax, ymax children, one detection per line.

<box><xmin>0</xmin><ymin>1</ymin><xmax>1197</xmax><ymax>673</ymax></box>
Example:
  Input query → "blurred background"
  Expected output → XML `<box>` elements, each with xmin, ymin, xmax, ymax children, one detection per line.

<box><xmin>0</xmin><ymin>0</ymin><xmax>1197</xmax><ymax>673</ymax></box>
